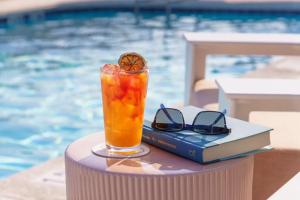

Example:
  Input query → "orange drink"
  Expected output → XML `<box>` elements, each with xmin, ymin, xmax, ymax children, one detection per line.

<box><xmin>100</xmin><ymin>53</ymin><xmax>148</xmax><ymax>154</ymax></box>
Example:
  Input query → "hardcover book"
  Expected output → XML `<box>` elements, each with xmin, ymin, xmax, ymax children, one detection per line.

<box><xmin>142</xmin><ymin>106</ymin><xmax>272</xmax><ymax>164</ymax></box>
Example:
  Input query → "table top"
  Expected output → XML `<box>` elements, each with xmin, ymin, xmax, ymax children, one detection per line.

<box><xmin>216</xmin><ymin>78</ymin><xmax>300</xmax><ymax>99</ymax></box>
<box><xmin>65</xmin><ymin>133</ymin><xmax>251</xmax><ymax>176</ymax></box>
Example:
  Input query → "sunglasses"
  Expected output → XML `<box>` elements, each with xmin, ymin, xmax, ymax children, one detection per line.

<box><xmin>151</xmin><ymin>104</ymin><xmax>231</xmax><ymax>135</ymax></box>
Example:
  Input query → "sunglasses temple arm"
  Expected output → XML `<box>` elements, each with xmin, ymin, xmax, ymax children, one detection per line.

<box><xmin>221</xmin><ymin>109</ymin><xmax>226</xmax><ymax>115</ymax></box>
<box><xmin>209</xmin><ymin>109</ymin><xmax>227</xmax><ymax>127</ymax></box>
<box><xmin>160</xmin><ymin>104</ymin><xmax>178</xmax><ymax>125</ymax></box>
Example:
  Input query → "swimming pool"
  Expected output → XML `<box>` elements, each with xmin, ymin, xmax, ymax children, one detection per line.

<box><xmin>0</xmin><ymin>10</ymin><xmax>299</xmax><ymax>179</ymax></box>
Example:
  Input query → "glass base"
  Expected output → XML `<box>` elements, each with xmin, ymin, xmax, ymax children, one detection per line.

<box><xmin>92</xmin><ymin>143</ymin><xmax>150</xmax><ymax>158</ymax></box>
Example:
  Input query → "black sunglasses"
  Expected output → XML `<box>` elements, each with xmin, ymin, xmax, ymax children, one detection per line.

<box><xmin>151</xmin><ymin>104</ymin><xmax>231</xmax><ymax>135</ymax></box>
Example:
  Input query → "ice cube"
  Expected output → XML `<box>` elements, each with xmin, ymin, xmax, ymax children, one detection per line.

<box><xmin>102</xmin><ymin>64</ymin><xmax>120</xmax><ymax>74</ymax></box>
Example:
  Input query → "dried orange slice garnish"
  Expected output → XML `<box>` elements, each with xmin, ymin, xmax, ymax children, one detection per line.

<box><xmin>118</xmin><ymin>52</ymin><xmax>146</xmax><ymax>72</ymax></box>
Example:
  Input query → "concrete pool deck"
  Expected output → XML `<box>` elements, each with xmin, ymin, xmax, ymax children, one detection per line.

<box><xmin>0</xmin><ymin>156</ymin><xmax>66</xmax><ymax>200</ymax></box>
<box><xmin>0</xmin><ymin>57</ymin><xmax>300</xmax><ymax>199</ymax></box>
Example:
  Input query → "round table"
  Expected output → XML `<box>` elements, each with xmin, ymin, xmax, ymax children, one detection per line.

<box><xmin>65</xmin><ymin>133</ymin><xmax>254</xmax><ymax>200</ymax></box>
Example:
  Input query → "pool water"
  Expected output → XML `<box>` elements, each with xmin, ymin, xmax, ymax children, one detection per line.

<box><xmin>1</xmin><ymin>10</ymin><xmax>300</xmax><ymax>178</ymax></box>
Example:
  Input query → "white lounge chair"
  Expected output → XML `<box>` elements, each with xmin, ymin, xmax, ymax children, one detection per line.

<box><xmin>216</xmin><ymin>78</ymin><xmax>300</xmax><ymax>121</ymax></box>
<box><xmin>184</xmin><ymin>32</ymin><xmax>300</xmax><ymax>109</ymax></box>
<box><xmin>184</xmin><ymin>32</ymin><xmax>300</xmax><ymax>200</ymax></box>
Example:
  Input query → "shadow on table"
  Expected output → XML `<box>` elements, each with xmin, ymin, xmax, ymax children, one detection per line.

<box><xmin>77</xmin><ymin>132</ymin><xmax>228</xmax><ymax>175</ymax></box>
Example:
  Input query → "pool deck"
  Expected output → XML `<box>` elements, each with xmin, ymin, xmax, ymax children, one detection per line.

<box><xmin>2</xmin><ymin>0</ymin><xmax>300</xmax><ymax>21</ymax></box>
<box><xmin>0</xmin><ymin>156</ymin><xmax>66</xmax><ymax>200</ymax></box>
<box><xmin>0</xmin><ymin>57</ymin><xmax>300</xmax><ymax>199</ymax></box>
<box><xmin>243</xmin><ymin>57</ymin><xmax>300</xmax><ymax>79</ymax></box>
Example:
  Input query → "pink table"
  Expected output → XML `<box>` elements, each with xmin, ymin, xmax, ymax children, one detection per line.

<box><xmin>65</xmin><ymin>133</ymin><xmax>254</xmax><ymax>200</ymax></box>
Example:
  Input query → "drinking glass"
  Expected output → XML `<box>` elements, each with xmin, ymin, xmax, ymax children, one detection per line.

<box><xmin>98</xmin><ymin>64</ymin><xmax>149</xmax><ymax>156</ymax></box>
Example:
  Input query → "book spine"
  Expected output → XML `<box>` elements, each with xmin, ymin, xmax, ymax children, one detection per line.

<box><xmin>142</xmin><ymin>127</ymin><xmax>204</xmax><ymax>163</ymax></box>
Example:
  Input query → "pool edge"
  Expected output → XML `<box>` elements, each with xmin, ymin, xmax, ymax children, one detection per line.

<box><xmin>1</xmin><ymin>0</ymin><xmax>300</xmax><ymax>22</ymax></box>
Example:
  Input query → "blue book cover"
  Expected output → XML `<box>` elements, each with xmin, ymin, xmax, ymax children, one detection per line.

<box><xmin>142</xmin><ymin>106</ymin><xmax>273</xmax><ymax>164</ymax></box>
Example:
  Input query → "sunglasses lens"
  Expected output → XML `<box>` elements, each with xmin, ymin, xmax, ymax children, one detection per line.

<box><xmin>193</xmin><ymin>112</ymin><xmax>227</xmax><ymax>134</ymax></box>
<box><xmin>154</xmin><ymin>109</ymin><xmax>184</xmax><ymax>131</ymax></box>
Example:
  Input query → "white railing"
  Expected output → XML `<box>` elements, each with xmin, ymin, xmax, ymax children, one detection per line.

<box><xmin>184</xmin><ymin>32</ymin><xmax>300</xmax><ymax>105</ymax></box>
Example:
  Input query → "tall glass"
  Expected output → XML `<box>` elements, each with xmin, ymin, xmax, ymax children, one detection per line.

<box><xmin>100</xmin><ymin>64</ymin><xmax>148</xmax><ymax>155</ymax></box>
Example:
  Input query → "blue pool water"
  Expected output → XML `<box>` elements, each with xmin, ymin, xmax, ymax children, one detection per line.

<box><xmin>1</xmin><ymin>10</ymin><xmax>300</xmax><ymax>178</ymax></box>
